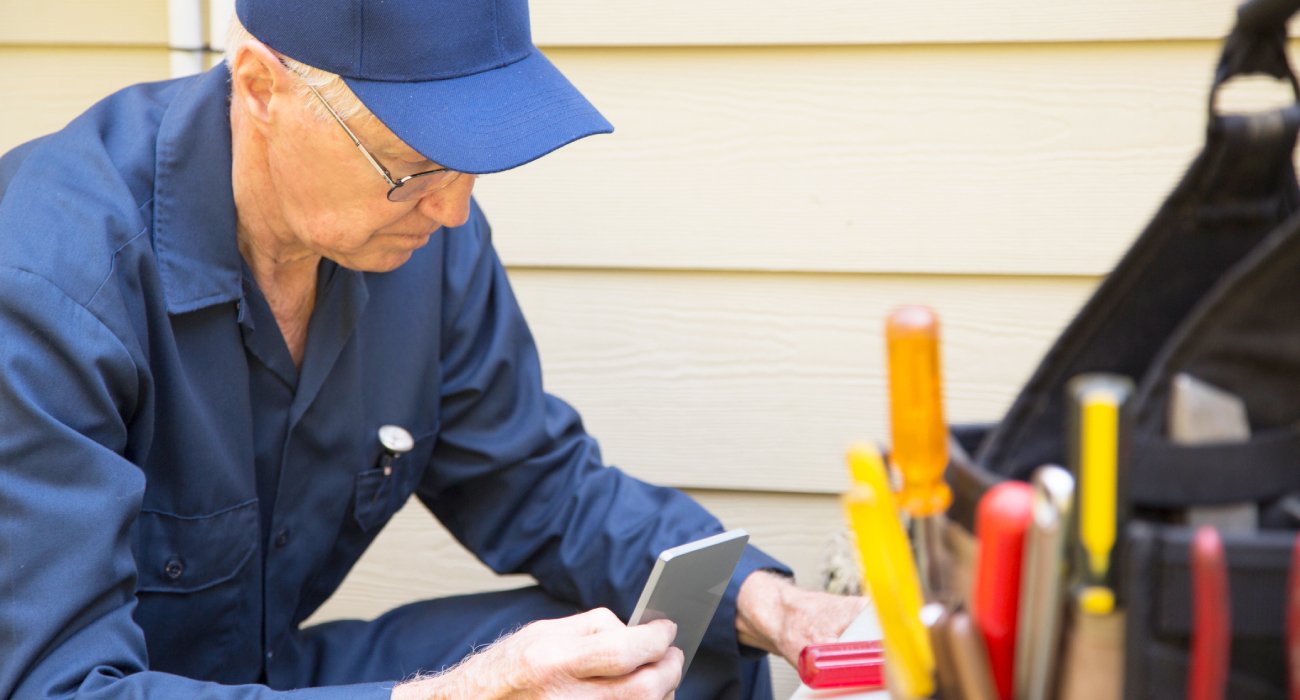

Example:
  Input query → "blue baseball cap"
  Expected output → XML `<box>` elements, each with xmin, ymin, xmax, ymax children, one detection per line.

<box><xmin>235</xmin><ymin>0</ymin><xmax>613</xmax><ymax>174</ymax></box>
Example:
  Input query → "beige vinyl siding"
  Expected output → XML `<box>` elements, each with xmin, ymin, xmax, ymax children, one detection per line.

<box><xmin>528</xmin><ymin>1</ymin><xmax>1240</xmax><ymax>46</ymax></box>
<box><xmin>1</xmin><ymin>0</ymin><xmax>1242</xmax><ymax>46</ymax></box>
<box><xmin>0</xmin><ymin>2</ymin><xmax>168</xmax><ymax>45</ymax></box>
<box><xmin>2</xmin><ymin>1</ymin><xmax>1257</xmax><ymax>696</ymax></box>
<box><xmin>1</xmin><ymin>46</ymin><xmax>171</xmax><ymax>147</ymax></box>
<box><xmin>507</xmin><ymin>269</ymin><xmax>1095</xmax><ymax>494</ymax></box>
<box><xmin>486</xmin><ymin>43</ymin><xmax>1217</xmax><ymax>277</ymax></box>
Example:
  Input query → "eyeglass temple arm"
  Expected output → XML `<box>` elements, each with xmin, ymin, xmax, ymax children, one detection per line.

<box><xmin>300</xmin><ymin>80</ymin><xmax>399</xmax><ymax>188</ymax></box>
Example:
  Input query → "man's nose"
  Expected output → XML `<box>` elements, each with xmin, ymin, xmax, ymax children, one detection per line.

<box><xmin>416</xmin><ymin>173</ymin><xmax>476</xmax><ymax>227</ymax></box>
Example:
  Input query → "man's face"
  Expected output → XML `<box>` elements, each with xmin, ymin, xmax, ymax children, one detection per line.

<box><xmin>260</xmin><ymin>85</ymin><xmax>477</xmax><ymax>273</ymax></box>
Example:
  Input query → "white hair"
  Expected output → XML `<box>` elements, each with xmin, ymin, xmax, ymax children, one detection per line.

<box><xmin>224</xmin><ymin>14</ymin><xmax>372</xmax><ymax>124</ymax></box>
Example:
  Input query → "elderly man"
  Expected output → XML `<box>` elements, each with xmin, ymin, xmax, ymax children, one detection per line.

<box><xmin>0</xmin><ymin>1</ymin><xmax>864</xmax><ymax>698</ymax></box>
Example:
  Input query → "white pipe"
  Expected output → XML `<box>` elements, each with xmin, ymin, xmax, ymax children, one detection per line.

<box><xmin>210</xmin><ymin>0</ymin><xmax>236</xmax><ymax>57</ymax></box>
<box><xmin>167</xmin><ymin>0</ymin><xmax>206</xmax><ymax>77</ymax></box>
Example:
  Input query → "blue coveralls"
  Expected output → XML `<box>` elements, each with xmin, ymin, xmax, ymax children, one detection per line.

<box><xmin>0</xmin><ymin>64</ymin><xmax>787</xmax><ymax>699</ymax></box>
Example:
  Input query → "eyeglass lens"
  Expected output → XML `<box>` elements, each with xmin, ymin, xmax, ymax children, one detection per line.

<box><xmin>387</xmin><ymin>170</ymin><xmax>463</xmax><ymax>202</ymax></box>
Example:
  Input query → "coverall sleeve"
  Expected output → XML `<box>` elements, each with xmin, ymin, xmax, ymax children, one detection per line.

<box><xmin>0</xmin><ymin>268</ymin><xmax>391</xmax><ymax>700</ymax></box>
<box><xmin>416</xmin><ymin>209</ymin><xmax>792</xmax><ymax>660</ymax></box>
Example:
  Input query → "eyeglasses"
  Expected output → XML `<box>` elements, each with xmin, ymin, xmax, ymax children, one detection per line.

<box><xmin>296</xmin><ymin>77</ymin><xmax>462</xmax><ymax>202</ymax></box>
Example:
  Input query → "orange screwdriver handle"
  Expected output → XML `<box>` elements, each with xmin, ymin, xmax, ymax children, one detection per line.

<box><xmin>886</xmin><ymin>305</ymin><xmax>952</xmax><ymax>517</ymax></box>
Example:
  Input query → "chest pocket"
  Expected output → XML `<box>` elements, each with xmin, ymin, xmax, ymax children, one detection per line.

<box><xmin>135</xmin><ymin>500</ymin><xmax>258</xmax><ymax>593</ymax></box>
<box><xmin>132</xmin><ymin>499</ymin><xmax>260</xmax><ymax>682</ymax></box>
<box><xmin>352</xmin><ymin>426</ymin><xmax>438</xmax><ymax>534</ymax></box>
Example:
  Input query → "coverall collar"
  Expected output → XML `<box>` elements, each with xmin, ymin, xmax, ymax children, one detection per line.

<box><xmin>152</xmin><ymin>64</ymin><xmax>243</xmax><ymax>316</ymax></box>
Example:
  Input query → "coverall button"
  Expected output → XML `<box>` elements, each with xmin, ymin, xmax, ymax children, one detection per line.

<box><xmin>274</xmin><ymin>528</ymin><xmax>290</xmax><ymax>548</ymax></box>
<box><xmin>163</xmin><ymin>557</ymin><xmax>184</xmax><ymax>580</ymax></box>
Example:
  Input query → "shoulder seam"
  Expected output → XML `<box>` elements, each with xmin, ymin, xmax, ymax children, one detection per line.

<box><xmin>87</xmin><ymin>223</ymin><xmax>152</xmax><ymax>309</ymax></box>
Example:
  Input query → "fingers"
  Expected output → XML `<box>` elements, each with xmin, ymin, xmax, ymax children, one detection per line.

<box><xmin>505</xmin><ymin>609</ymin><xmax>685</xmax><ymax>697</ymax></box>
<box><xmin>597</xmin><ymin>644</ymin><xmax>684</xmax><ymax>699</ymax></box>
<box><xmin>636</xmin><ymin>644</ymin><xmax>684</xmax><ymax>697</ymax></box>
<box><xmin>568</xmin><ymin>618</ymin><xmax>679</xmax><ymax>679</ymax></box>
<box><xmin>772</xmin><ymin>589</ymin><xmax>872</xmax><ymax>666</ymax></box>
<box><xmin>567</xmin><ymin>606</ymin><xmax>625</xmax><ymax>635</ymax></box>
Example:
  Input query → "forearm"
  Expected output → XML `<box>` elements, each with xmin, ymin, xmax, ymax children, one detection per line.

<box><xmin>390</xmin><ymin>630</ymin><xmax>526</xmax><ymax>700</ymax></box>
<box><xmin>390</xmin><ymin>660</ymin><xmax>496</xmax><ymax>700</ymax></box>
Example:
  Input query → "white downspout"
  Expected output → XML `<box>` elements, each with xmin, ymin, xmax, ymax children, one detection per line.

<box><xmin>209</xmin><ymin>0</ymin><xmax>236</xmax><ymax>60</ymax></box>
<box><xmin>167</xmin><ymin>0</ymin><xmax>206</xmax><ymax>78</ymax></box>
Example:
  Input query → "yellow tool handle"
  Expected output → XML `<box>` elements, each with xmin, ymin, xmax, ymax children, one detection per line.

<box><xmin>1079</xmin><ymin>393</ymin><xmax>1119</xmax><ymax>615</ymax></box>
<box><xmin>844</xmin><ymin>443</ymin><xmax>935</xmax><ymax>697</ymax></box>
<box><xmin>1067</xmin><ymin>373</ymin><xmax>1131</xmax><ymax>617</ymax></box>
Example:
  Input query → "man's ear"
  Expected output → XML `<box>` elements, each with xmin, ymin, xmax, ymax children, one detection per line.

<box><xmin>229</xmin><ymin>39</ymin><xmax>293</xmax><ymax>128</ymax></box>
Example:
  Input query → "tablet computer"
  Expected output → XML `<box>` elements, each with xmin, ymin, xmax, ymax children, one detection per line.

<box><xmin>628</xmin><ymin>529</ymin><xmax>750</xmax><ymax>673</ymax></box>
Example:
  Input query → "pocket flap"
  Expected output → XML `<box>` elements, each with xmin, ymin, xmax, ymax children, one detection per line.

<box><xmin>135</xmin><ymin>500</ymin><xmax>258</xmax><ymax>594</ymax></box>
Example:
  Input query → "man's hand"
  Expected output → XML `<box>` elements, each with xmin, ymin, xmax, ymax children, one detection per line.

<box><xmin>735</xmin><ymin>570</ymin><xmax>870</xmax><ymax>668</ymax></box>
<box><xmin>392</xmin><ymin>608</ymin><xmax>683</xmax><ymax>700</ymax></box>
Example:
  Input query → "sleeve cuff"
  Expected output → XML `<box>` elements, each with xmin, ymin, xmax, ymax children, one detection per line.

<box><xmin>285</xmin><ymin>681</ymin><xmax>395</xmax><ymax>698</ymax></box>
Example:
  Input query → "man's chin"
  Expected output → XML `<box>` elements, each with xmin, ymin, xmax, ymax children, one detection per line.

<box><xmin>332</xmin><ymin>249</ymin><xmax>416</xmax><ymax>274</ymax></box>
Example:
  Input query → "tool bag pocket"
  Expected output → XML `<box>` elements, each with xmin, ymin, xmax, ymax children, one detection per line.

<box><xmin>1123</xmin><ymin>523</ymin><xmax>1295</xmax><ymax>699</ymax></box>
<box><xmin>942</xmin><ymin>1</ymin><xmax>1300</xmax><ymax>696</ymax></box>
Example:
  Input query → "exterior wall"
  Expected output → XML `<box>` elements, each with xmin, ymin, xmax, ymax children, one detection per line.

<box><xmin>0</xmin><ymin>0</ymin><xmax>1255</xmax><ymax>694</ymax></box>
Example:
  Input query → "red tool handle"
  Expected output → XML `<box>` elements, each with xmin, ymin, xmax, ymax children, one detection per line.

<box><xmin>972</xmin><ymin>481</ymin><xmax>1034</xmax><ymax>700</ymax></box>
<box><xmin>798</xmin><ymin>641</ymin><xmax>886</xmax><ymax>690</ymax></box>
<box><xmin>1188</xmin><ymin>526</ymin><xmax>1229</xmax><ymax>700</ymax></box>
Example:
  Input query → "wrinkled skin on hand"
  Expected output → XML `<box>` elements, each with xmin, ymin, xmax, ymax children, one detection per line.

<box><xmin>735</xmin><ymin>570</ymin><xmax>870</xmax><ymax>668</ymax></box>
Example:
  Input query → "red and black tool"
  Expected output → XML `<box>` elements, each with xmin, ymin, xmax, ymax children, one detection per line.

<box><xmin>1188</xmin><ymin>526</ymin><xmax>1229</xmax><ymax>700</ymax></box>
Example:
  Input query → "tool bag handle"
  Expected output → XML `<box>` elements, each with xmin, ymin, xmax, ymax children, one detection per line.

<box><xmin>1212</xmin><ymin>0</ymin><xmax>1300</xmax><ymax>113</ymax></box>
<box><xmin>1237</xmin><ymin>0</ymin><xmax>1300</xmax><ymax>34</ymax></box>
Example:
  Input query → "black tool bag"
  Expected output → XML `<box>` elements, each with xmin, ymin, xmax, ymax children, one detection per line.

<box><xmin>945</xmin><ymin>1</ymin><xmax>1300</xmax><ymax>697</ymax></box>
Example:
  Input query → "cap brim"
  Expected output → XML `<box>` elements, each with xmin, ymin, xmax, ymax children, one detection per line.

<box><xmin>343</xmin><ymin>49</ymin><xmax>613</xmax><ymax>175</ymax></box>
